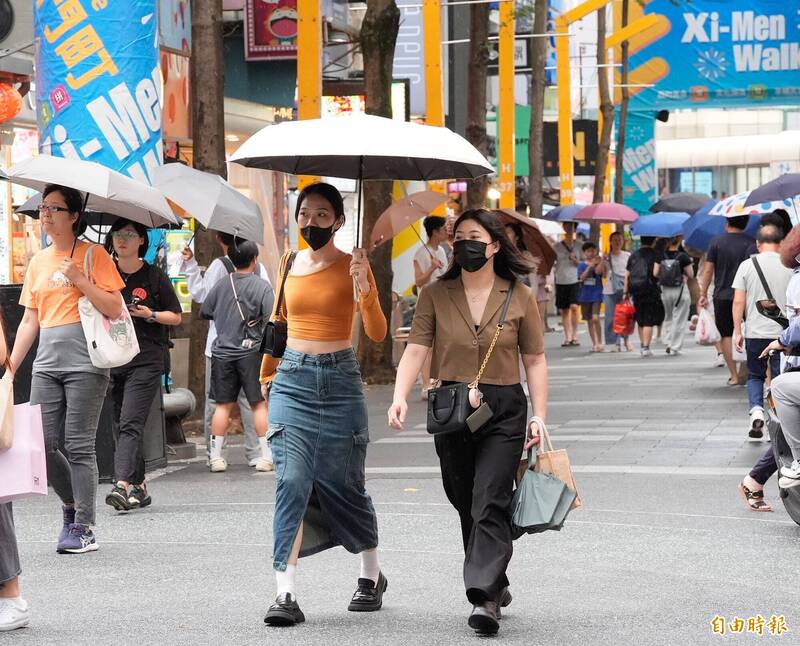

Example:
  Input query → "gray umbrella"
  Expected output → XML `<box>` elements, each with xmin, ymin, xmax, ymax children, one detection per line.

<box><xmin>650</xmin><ymin>192</ymin><xmax>711</xmax><ymax>214</ymax></box>
<box><xmin>743</xmin><ymin>173</ymin><xmax>800</xmax><ymax>208</ymax></box>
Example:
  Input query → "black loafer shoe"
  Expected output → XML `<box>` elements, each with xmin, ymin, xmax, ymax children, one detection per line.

<box><xmin>347</xmin><ymin>572</ymin><xmax>388</xmax><ymax>612</ymax></box>
<box><xmin>468</xmin><ymin>602</ymin><xmax>500</xmax><ymax>635</ymax></box>
<box><xmin>496</xmin><ymin>587</ymin><xmax>512</xmax><ymax>619</ymax></box>
<box><xmin>264</xmin><ymin>593</ymin><xmax>305</xmax><ymax>626</ymax></box>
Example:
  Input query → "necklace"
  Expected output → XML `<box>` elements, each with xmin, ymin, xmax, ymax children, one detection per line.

<box><xmin>465</xmin><ymin>287</ymin><xmax>491</xmax><ymax>303</ymax></box>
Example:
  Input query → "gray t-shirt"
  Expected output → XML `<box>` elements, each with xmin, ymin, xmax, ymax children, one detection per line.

<box><xmin>33</xmin><ymin>322</ymin><xmax>107</xmax><ymax>375</ymax></box>
<box><xmin>554</xmin><ymin>240</ymin><xmax>580</xmax><ymax>285</ymax></box>
<box><xmin>200</xmin><ymin>272</ymin><xmax>275</xmax><ymax>360</ymax></box>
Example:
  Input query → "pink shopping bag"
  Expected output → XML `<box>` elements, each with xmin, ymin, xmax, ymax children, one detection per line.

<box><xmin>0</xmin><ymin>403</ymin><xmax>48</xmax><ymax>504</ymax></box>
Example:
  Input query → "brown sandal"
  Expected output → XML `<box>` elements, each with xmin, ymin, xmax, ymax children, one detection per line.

<box><xmin>738</xmin><ymin>481</ymin><xmax>773</xmax><ymax>512</ymax></box>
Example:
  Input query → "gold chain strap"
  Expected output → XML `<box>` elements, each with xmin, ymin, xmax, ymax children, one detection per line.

<box><xmin>468</xmin><ymin>323</ymin><xmax>504</xmax><ymax>389</ymax></box>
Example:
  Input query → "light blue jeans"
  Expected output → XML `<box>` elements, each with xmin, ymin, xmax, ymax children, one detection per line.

<box><xmin>267</xmin><ymin>348</ymin><xmax>378</xmax><ymax>571</ymax></box>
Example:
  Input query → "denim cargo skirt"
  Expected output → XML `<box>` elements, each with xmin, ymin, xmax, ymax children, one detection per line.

<box><xmin>267</xmin><ymin>348</ymin><xmax>379</xmax><ymax>571</ymax></box>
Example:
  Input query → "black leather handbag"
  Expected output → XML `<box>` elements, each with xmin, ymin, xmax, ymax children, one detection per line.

<box><xmin>426</xmin><ymin>283</ymin><xmax>515</xmax><ymax>435</ymax></box>
<box><xmin>261</xmin><ymin>251</ymin><xmax>296</xmax><ymax>357</ymax></box>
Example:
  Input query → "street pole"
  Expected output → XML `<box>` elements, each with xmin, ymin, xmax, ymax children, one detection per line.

<box><xmin>188</xmin><ymin>0</ymin><xmax>226</xmax><ymax>413</ymax></box>
<box><xmin>497</xmin><ymin>0</ymin><xmax>515</xmax><ymax>209</ymax></box>
<box><xmin>423</xmin><ymin>0</ymin><xmax>448</xmax><ymax>210</ymax></box>
<box><xmin>296</xmin><ymin>0</ymin><xmax>322</xmax><ymax>249</ymax></box>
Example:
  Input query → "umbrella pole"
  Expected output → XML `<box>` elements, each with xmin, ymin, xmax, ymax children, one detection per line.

<box><xmin>793</xmin><ymin>200</ymin><xmax>800</xmax><ymax>228</ymax></box>
<box><xmin>353</xmin><ymin>158</ymin><xmax>364</xmax><ymax>301</ymax></box>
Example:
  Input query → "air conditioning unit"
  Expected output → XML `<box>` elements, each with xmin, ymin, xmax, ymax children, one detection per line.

<box><xmin>0</xmin><ymin>0</ymin><xmax>34</xmax><ymax>77</ymax></box>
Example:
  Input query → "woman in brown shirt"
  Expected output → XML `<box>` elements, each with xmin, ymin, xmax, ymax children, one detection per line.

<box><xmin>388</xmin><ymin>209</ymin><xmax>548</xmax><ymax>636</ymax></box>
<box><xmin>260</xmin><ymin>182</ymin><xmax>388</xmax><ymax>627</ymax></box>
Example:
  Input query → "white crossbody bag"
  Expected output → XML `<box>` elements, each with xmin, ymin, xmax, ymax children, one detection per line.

<box><xmin>77</xmin><ymin>245</ymin><xmax>140</xmax><ymax>369</ymax></box>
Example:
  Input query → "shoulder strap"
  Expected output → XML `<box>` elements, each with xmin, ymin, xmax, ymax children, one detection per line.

<box><xmin>751</xmin><ymin>256</ymin><xmax>775</xmax><ymax>301</ymax></box>
<box><xmin>469</xmin><ymin>282</ymin><xmax>516</xmax><ymax>388</ymax></box>
<box><xmin>220</xmin><ymin>256</ymin><xmax>235</xmax><ymax>274</ymax></box>
<box><xmin>273</xmin><ymin>251</ymin><xmax>296</xmax><ymax>319</ymax></box>
<box><xmin>83</xmin><ymin>244</ymin><xmax>97</xmax><ymax>285</ymax></box>
<box><xmin>229</xmin><ymin>273</ymin><xmax>246</xmax><ymax>322</ymax></box>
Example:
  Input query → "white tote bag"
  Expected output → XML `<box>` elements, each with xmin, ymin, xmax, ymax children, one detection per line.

<box><xmin>0</xmin><ymin>371</ymin><xmax>13</xmax><ymax>451</ymax></box>
<box><xmin>78</xmin><ymin>245</ymin><xmax>140</xmax><ymax>369</ymax></box>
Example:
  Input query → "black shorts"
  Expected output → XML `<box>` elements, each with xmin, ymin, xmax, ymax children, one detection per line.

<box><xmin>209</xmin><ymin>354</ymin><xmax>264</xmax><ymax>405</ymax></box>
<box><xmin>632</xmin><ymin>292</ymin><xmax>665</xmax><ymax>328</ymax></box>
<box><xmin>555</xmin><ymin>283</ymin><xmax>580</xmax><ymax>310</ymax></box>
<box><xmin>713</xmin><ymin>298</ymin><xmax>734</xmax><ymax>338</ymax></box>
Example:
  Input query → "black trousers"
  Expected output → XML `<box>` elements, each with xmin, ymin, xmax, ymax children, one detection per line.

<box><xmin>434</xmin><ymin>383</ymin><xmax>527</xmax><ymax>605</ymax></box>
<box><xmin>111</xmin><ymin>363</ymin><xmax>162</xmax><ymax>484</ymax></box>
<box><xmin>749</xmin><ymin>446</ymin><xmax>778</xmax><ymax>486</ymax></box>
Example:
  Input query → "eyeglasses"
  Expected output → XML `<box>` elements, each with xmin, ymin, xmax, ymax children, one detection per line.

<box><xmin>112</xmin><ymin>230</ymin><xmax>140</xmax><ymax>241</ymax></box>
<box><xmin>38</xmin><ymin>204</ymin><xmax>71</xmax><ymax>214</ymax></box>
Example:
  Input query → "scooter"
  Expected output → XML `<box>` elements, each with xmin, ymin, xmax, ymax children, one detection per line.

<box><xmin>765</xmin><ymin>390</ymin><xmax>800</xmax><ymax>525</ymax></box>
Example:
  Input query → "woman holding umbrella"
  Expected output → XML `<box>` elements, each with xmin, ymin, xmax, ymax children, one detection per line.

<box><xmin>103</xmin><ymin>218</ymin><xmax>183</xmax><ymax>512</ymax></box>
<box><xmin>260</xmin><ymin>182</ymin><xmax>388</xmax><ymax>626</ymax></box>
<box><xmin>7</xmin><ymin>184</ymin><xmax>126</xmax><ymax>554</ymax></box>
<box><xmin>388</xmin><ymin>209</ymin><xmax>547</xmax><ymax>635</ymax></box>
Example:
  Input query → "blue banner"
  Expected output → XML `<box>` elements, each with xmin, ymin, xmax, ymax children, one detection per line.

<box><xmin>34</xmin><ymin>1</ymin><xmax>162</xmax><ymax>183</ymax></box>
<box><xmin>629</xmin><ymin>0</ymin><xmax>800</xmax><ymax>110</ymax></box>
<box><xmin>618</xmin><ymin>111</ymin><xmax>657</xmax><ymax>214</ymax></box>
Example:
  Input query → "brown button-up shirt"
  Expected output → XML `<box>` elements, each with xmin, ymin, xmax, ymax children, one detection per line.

<box><xmin>407</xmin><ymin>276</ymin><xmax>545</xmax><ymax>386</ymax></box>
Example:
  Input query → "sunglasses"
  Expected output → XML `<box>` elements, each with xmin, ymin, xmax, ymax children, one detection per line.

<box><xmin>38</xmin><ymin>204</ymin><xmax>71</xmax><ymax>214</ymax></box>
<box><xmin>112</xmin><ymin>230</ymin><xmax>141</xmax><ymax>241</ymax></box>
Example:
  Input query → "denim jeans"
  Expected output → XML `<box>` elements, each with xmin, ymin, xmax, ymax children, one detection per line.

<box><xmin>745</xmin><ymin>338</ymin><xmax>781</xmax><ymax>411</ymax></box>
<box><xmin>267</xmin><ymin>348</ymin><xmax>378</xmax><ymax>571</ymax></box>
<box><xmin>30</xmin><ymin>371</ymin><xmax>110</xmax><ymax>526</ymax></box>
<box><xmin>603</xmin><ymin>292</ymin><xmax>623</xmax><ymax>346</ymax></box>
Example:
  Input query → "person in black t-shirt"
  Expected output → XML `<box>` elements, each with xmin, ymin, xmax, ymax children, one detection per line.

<box><xmin>102</xmin><ymin>219</ymin><xmax>183</xmax><ymax>512</ymax></box>
<box><xmin>698</xmin><ymin>215</ymin><xmax>756</xmax><ymax>385</ymax></box>
<box><xmin>624</xmin><ymin>236</ymin><xmax>664</xmax><ymax>357</ymax></box>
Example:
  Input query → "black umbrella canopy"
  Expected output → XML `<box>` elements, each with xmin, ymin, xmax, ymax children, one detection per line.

<box><xmin>744</xmin><ymin>173</ymin><xmax>800</xmax><ymax>207</ymax></box>
<box><xmin>650</xmin><ymin>192</ymin><xmax>711</xmax><ymax>214</ymax></box>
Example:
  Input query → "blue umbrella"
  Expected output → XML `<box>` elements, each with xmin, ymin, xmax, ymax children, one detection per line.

<box><xmin>682</xmin><ymin>200</ymin><xmax>761</xmax><ymax>252</ymax></box>
<box><xmin>631</xmin><ymin>212</ymin><xmax>691</xmax><ymax>238</ymax></box>
<box><xmin>544</xmin><ymin>204</ymin><xmax>583</xmax><ymax>222</ymax></box>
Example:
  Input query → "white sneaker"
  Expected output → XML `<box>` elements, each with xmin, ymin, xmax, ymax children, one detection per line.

<box><xmin>254</xmin><ymin>457</ymin><xmax>274</xmax><ymax>472</ymax></box>
<box><xmin>248</xmin><ymin>457</ymin><xmax>261</xmax><ymax>468</ymax></box>
<box><xmin>640</xmin><ymin>348</ymin><xmax>653</xmax><ymax>358</ymax></box>
<box><xmin>779</xmin><ymin>460</ymin><xmax>800</xmax><ymax>489</ymax></box>
<box><xmin>714</xmin><ymin>353</ymin><xmax>725</xmax><ymax>367</ymax></box>
<box><xmin>748</xmin><ymin>408</ymin><xmax>765</xmax><ymax>440</ymax></box>
<box><xmin>0</xmin><ymin>597</ymin><xmax>30</xmax><ymax>632</ymax></box>
<box><xmin>209</xmin><ymin>458</ymin><xmax>228</xmax><ymax>473</ymax></box>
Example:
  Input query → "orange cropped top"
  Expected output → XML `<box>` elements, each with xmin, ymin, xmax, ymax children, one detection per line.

<box><xmin>260</xmin><ymin>252</ymin><xmax>387</xmax><ymax>383</ymax></box>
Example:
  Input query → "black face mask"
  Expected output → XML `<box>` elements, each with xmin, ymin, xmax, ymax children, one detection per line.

<box><xmin>454</xmin><ymin>239</ymin><xmax>491</xmax><ymax>272</ymax></box>
<box><xmin>300</xmin><ymin>225</ymin><xmax>335</xmax><ymax>251</ymax></box>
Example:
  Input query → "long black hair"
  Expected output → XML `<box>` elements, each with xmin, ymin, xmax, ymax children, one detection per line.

<box><xmin>440</xmin><ymin>209</ymin><xmax>534</xmax><ymax>281</ymax></box>
<box><xmin>104</xmin><ymin>218</ymin><xmax>150</xmax><ymax>259</ymax></box>
<box><xmin>504</xmin><ymin>221</ymin><xmax>528</xmax><ymax>252</ymax></box>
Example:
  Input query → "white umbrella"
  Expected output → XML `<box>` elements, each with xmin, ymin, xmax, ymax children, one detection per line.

<box><xmin>530</xmin><ymin>218</ymin><xmax>565</xmax><ymax>237</ymax></box>
<box><xmin>230</xmin><ymin>113</ymin><xmax>494</xmax><ymax>181</ymax></box>
<box><xmin>4</xmin><ymin>155</ymin><xmax>181</xmax><ymax>228</ymax></box>
<box><xmin>151</xmin><ymin>163</ymin><xmax>264</xmax><ymax>243</ymax></box>
<box><xmin>15</xmin><ymin>193</ymin><xmax>134</xmax><ymax>227</ymax></box>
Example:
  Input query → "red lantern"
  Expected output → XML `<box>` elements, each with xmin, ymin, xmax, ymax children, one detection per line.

<box><xmin>0</xmin><ymin>84</ymin><xmax>23</xmax><ymax>123</ymax></box>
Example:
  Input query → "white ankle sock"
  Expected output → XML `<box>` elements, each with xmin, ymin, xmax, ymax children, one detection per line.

<box><xmin>209</xmin><ymin>435</ymin><xmax>225</xmax><ymax>461</ymax></box>
<box><xmin>359</xmin><ymin>549</ymin><xmax>380</xmax><ymax>584</ymax></box>
<box><xmin>258</xmin><ymin>436</ymin><xmax>272</xmax><ymax>460</ymax></box>
<box><xmin>276</xmin><ymin>564</ymin><xmax>296</xmax><ymax>596</ymax></box>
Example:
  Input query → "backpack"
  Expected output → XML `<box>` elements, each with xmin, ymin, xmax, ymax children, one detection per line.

<box><xmin>628</xmin><ymin>253</ymin><xmax>652</xmax><ymax>294</ymax></box>
<box><xmin>659</xmin><ymin>257</ymin><xmax>684</xmax><ymax>288</ymax></box>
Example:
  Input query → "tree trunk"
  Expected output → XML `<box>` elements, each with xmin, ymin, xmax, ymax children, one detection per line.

<box><xmin>593</xmin><ymin>8</ymin><xmax>614</xmax><ymax>205</ymax></box>
<box><xmin>188</xmin><ymin>0</ymin><xmax>226</xmax><ymax>413</ymax></box>
<box><xmin>465</xmin><ymin>3</ymin><xmax>490</xmax><ymax>210</ymax></box>
<box><xmin>358</xmin><ymin>0</ymin><xmax>400</xmax><ymax>383</ymax></box>
<box><xmin>614</xmin><ymin>0</ymin><xmax>630</xmax><ymax>204</ymax></box>
<box><xmin>527</xmin><ymin>0</ymin><xmax>547</xmax><ymax>217</ymax></box>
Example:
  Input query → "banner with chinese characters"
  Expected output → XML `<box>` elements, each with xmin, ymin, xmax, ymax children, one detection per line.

<box><xmin>245</xmin><ymin>0</ymin><xmax>298</xmax><ymax>61</ymax></box>
<box><xmin>34</xmin><ymin>0</ymin><xmax>162</xmax><ymax>183</ymax></box>
<box><xmin>618</xmin><ymin>111</ymin><xmax>657</xmax><ymax>214</ymax></box>
<box><xmin>625</xmin><ymin>0</ymin><xmax>800</xmax><ymax>109</ymax></box>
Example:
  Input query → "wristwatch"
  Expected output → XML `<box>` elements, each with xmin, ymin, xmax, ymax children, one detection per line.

<box><xmin>146</xmin><ymin>312</ymin><xmax>157</xmax><ymax>323</ymax></box>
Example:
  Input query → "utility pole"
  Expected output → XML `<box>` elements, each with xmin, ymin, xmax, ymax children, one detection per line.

<box><xmin>465</xmin><ymin>1</ymin><xmax>490</xmax><ymax>209</ymax></box>
<box><xmin>527</xmin><ymin>0</ymin><xmax>547</xmax><ymax>217</ymax></box>
<box><xmin>188</xmin><ymin>0</ymin><xmax>226</xmax><ymax>412</ymax></box>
